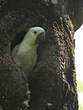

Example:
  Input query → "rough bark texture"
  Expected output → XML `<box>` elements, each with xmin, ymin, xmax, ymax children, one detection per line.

<box><xmin>0</xmin><ymin>0</ymin><xmax>83</xmax><ymax>30</ymax></box>
<box><xmin>29</xmin><ymin>16</ymin><xmax>78</xmax><ymax>110</ymax></box>
<box><xmin>0</xmin><ymin>0</ymin><xmax>82</xmax><ymax>110</ymax></box>
<box><xmin>0</xmin><ymin>55</ymin><xmax>29</xmax><ymax>110</ymax></box>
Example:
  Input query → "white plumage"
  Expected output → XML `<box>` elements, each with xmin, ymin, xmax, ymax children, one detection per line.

<box><xmin>12</xmin><ymin>27</ymin><xmax>45</xmax><ymax>77</ymax></box>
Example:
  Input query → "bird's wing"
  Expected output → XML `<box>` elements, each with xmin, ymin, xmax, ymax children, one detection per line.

<box><xmin>12</xmin><ymin>44</ymin><xmax>19</xmax><ymax>58</ymax></box>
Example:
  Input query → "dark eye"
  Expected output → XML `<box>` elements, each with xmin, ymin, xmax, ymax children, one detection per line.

<box><xmin>34</xmin><ymin>31</ymin><xmax>37</xmax><ymax>34</ymax></box>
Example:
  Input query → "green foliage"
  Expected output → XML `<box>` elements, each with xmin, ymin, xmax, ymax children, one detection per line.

<box><xmin>77</xmin><ymin>81</ymin><xmax>83</xmax><ymax>110</ymax></box>
<box><xmin>77</xmin><ymin>81</ymin><xmax>83</xmax><ymax>93</ymax></box>
<box><xmin>79</xmin><ymin>103</ymin><xmax>83</xmax><ymax>110</ymax></box>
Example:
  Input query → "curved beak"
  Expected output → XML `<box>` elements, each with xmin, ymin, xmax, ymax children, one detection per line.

<box><xmin>36</xmin><ymin>31</ymin><xmax>45</xmax><ymax>44</ymax></box>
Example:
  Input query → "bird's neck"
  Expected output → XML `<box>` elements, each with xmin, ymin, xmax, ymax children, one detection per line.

<box><xmin>18</xmin><ymin>39</ymin><xmax>37</xmax><ymax>54</ymax></box>
<box><xmin>23</xmin><ymin>32</ymin><xmax>36</xmax><ymax>46</ymax></box>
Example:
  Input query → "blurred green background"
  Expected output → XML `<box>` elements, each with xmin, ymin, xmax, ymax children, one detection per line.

<box><xmin>77</xmin><ymin>81</ymin><xmax>83</xmax><ymax>110</ymax></box>
<box><xmin>75</xmin><ymin>25</ymin><xmax>83</xmax><ymax>110</ymax></box>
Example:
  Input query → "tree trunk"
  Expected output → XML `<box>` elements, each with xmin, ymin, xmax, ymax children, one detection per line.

<box><xmin>0</xmin><ymin>0</ymin><xmax>82</xmax><ymax>110</ymax></box>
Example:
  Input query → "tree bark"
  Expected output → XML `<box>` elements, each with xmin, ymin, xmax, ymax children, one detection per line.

<box><xmin>0</xmin><ymin>0</ymin><xmax>83</xmax><ymax>30</ymax></box>
<box><xmin>0</xmin><ymin>0</ymin><xmax>82</xmax><ymax>110</ymax></box>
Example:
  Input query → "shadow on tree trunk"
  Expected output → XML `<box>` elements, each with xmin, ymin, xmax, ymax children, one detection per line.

<box><xmin>0</xmin><ymin>0</ymin><xmax>82</xmax><ymax>110</ymax></box>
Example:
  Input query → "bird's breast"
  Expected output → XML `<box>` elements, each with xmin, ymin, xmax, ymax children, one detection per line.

<box><xmin>22</xmin><ymin>49</ymin><xmax>37</xmax><ymax>75</ymax></box>
<box><xmin>14</xmin><ymin>46</ymin><xmax>37</xmax><ymax>77</ymax></box>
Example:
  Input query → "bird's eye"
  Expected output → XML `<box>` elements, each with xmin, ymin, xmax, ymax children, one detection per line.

<box><xmin>34</xmin><ymin>31</ymin><xmax>37</xmax><ymax>34</ymax></box>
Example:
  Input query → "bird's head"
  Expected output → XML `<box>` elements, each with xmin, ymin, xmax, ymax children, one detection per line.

<box><xmin>24</xmin><ymin>27</ymin><xmax>45</xmax><ymax>45</ymax></box>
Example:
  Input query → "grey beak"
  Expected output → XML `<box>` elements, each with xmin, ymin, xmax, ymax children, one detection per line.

<box><xmin>36</xmin><ymin>32</ymin><xmax>46</xmax><ymax>44</ymax></box>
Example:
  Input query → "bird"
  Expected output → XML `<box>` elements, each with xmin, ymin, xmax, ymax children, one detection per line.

<box><xmin>11</xmin><ymin>27</ymin><xmax>45</xmax><ymax>77</ymax></box>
